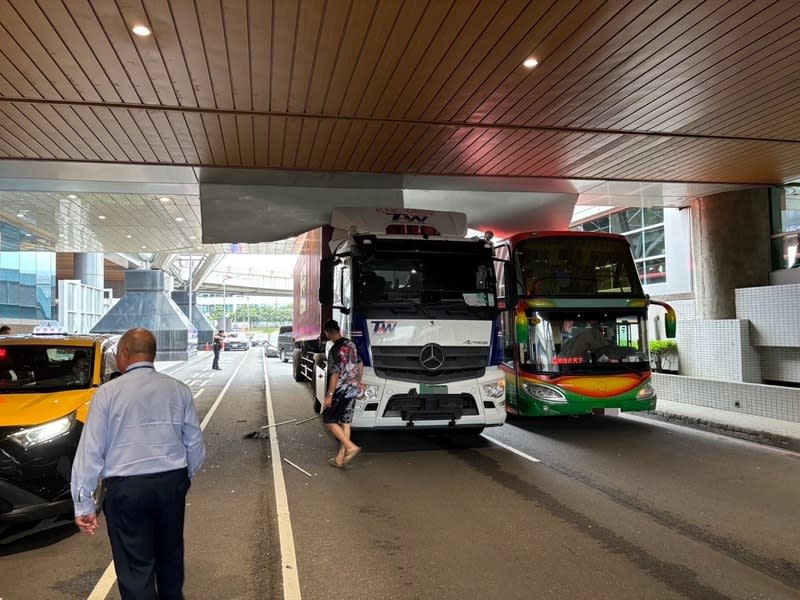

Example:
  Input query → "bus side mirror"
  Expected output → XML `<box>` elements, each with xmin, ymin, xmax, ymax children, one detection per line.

<box><xmin>649</xmin><ymin>299</ymin><xmax>676</xmax><ymax>338</ymax></box>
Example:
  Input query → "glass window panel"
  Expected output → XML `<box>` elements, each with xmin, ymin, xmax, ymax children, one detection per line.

<box><xmin>642</xmin><ymin>257</ymin><xmax>667</xmax><ymax>284</ymax></box>
<box><xmin>642</xmin><ymin>208</ymin><xmax>663</xmax><ymax>227</ymax></box>
<box><xmin>643</xmin><ymin>227</ymin><xmax>665</xmax><ymax>256</ymax></box>
<box><xmin>625</xmin><ymin>231</ymin><xmax>644</xmax><ymax>259</ymax></box>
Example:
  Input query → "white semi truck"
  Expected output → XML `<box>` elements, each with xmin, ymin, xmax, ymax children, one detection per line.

<box><xmin>291</xmin><ymin>207</ymin><xmax>507</xmax><ymax>433</ymax></box>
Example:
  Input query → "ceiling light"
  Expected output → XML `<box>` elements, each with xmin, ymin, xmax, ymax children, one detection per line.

<box><xmin>132</xmin><ymin>24</ymin><xmax>151</xmax><ymax>36</ymax></box>
<box><xmin>16</xmin><ymin>212</ymin><xmax>24</xmax><ymax>218</ymax></box>
<box><xmin>68</xmin><ymin>194</ymin><xmax>77</xmax><ymax>199</ymax></box>
<box><xmin>24</xmin><ymin>233</ymin><xmax>31</xmax><ymax>237</ymax></box>
<box><xmin>126</xmin><ymin>234</ymin><xmax>132</xmax><ymax>239</ymax></box>
<box><xmin>141</xmin><ymin>245</ymin><xmax>147</xmax><ymax>249</ymax></box>
<box><xmin>523</xmin><ymin>57</ymin><xmax>538</xmax><ymax>68</ymax></box>
<box><xmin>175</xmin><ymin>217</ymin><xmax>184</xmax><ymax>222</ymax></box>
<box><xmin>189</xmin><ymin>235</ymin><xmax>197</xmax><ymax>240</ymax></box>
<box><xmin>159</xmin><ymin>196</ymin><xmax>171</xmax><ymax>202</ymax></box>
<box><xmin>98</xmin><ymin>215</ymin><xmax>106</xmax><ymax>220</ymax></box>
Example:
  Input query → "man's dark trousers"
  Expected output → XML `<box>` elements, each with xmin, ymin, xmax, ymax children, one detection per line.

<box><xmin>212</xmin><ymin>345</ymin><xmax>220</xmax><ymax>369</ymax></box>
<box><xmin>103</xmin><ymin>468</ymin><xmax>190</xmax><ymax>600</ymax></box>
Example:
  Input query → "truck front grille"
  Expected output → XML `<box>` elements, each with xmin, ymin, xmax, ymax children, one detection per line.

<box><xmin>371</xmin><ymin>345</ymin><xmax>488</xmax><ymax>384</ymax></box>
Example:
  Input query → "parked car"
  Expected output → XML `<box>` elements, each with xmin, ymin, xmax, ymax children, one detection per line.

<box><xmin>250</xmin><ymin>334</ymin><xmax>268</xmax><ymax>347</ymax></box>
<box><xmin>264</xmin><ymin>342</ymin><xmax>279</xmax><ymax>358</ymax></box>
<box><xmin>277</xmin><ymin>326</ymin><xmax>293</xmax><ymax>362</ymax></box>
<box><xmin>224</xmin><ymin>332</ymin><xmax>250</xmax><ymax>351</ymax></box>
<box><xmin>0</xmin><ymin>334</ymin><xmax>118</xmax><ymax>542</ymax></box>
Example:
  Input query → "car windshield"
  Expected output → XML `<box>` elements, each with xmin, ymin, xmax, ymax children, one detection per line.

<box><xmin>0</xmin><ymin>345</ymin><xmax>94</xmax><ymax>392</ymax></box>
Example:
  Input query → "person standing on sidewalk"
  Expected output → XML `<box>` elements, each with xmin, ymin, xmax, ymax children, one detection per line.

<box><xmin>71</xmin><ymin>327</ymin><xmax>206</xmax><ymax>600</ymax></box>
<box><xmin>322</xmin><ymin>319</ymin><xmax>363</xmax><ymax>468</ymax></box>
<box><xmin>212</xmin><ymin>329</ymin><xmax>225</xmax><ymax>370</ymax></box>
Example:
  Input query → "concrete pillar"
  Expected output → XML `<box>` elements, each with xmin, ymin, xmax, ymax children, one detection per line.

<box><xmin>691</xmin><ymin>188</ymin><xmax>771</xmax><ymax>319</ymax></box>
<box><xmin>74</xmin><ymin>253</ymin><xmax>104</xmax><ymax>289</ymax></box>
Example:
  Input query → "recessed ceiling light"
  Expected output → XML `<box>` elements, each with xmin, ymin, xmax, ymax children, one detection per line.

<box><xmin>16</xmin><ymin>212</ymin><xmax>25</xmax><ymax>218</ymax></box>
<box><xmin>68</xmin><ymin>194</ymin><xmax>77</xmax><ymax>199</ymax></box>
<box><xmin>175</xmin><ymin>217</ymin><xmax>184</xmax><ymax>222</ymax></box>
<box><xmin>523</xmin><ymin>57</ymin><xmax>538</xmax><ymax>68</ymax></box>
<box><xmin>98</xmin><ymin>215</ymin><xmax>106</xmax><ymax>220</ymax></box>
<box><xmin>132</xmin><ymin>25</ymin><xmax>151</xmax><ymax>36</ymax></box>
<box><xmin>159</xmin><ymin>197</ymin><xmax>171</xmax><ymax>203</ymax></box>
<box><xmin>141</xmin><ymin>245</ymin><xmax>147</xmax><ymax>249</ymax></box>
<box><xmin>24</xmin><ymin>233</ymin><xmax>31</xmax><ymax>237</ymax></box>
<box><xmin>189</xmin><ymin>235</ymin><xmax>197</xmax><ymax>240</ymax></box>
<box><xmin>126</xmin><ymin>234</ymin><xmax>133</xmax><ymax>239</ymax></box>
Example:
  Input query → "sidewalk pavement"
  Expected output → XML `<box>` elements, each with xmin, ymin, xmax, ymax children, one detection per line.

<box><xmin>640</xmin><ymin>399</ymin><xmax>800</xmax><ymax>452</ymax></box>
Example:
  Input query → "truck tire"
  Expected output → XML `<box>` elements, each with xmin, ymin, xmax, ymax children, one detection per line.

<box><xmin>292</xmin><ymin>349</ymin><xmax>303</xmax><ymax>382</ymax></box>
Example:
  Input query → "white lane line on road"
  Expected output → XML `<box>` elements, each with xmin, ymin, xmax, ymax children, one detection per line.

<box><xmin>86</xmin><ymin>561</ymin><xmax>117</xmax><ymax>600</ymax></box>
<box><xmin>262</xmin><ymin>354</ymin><xmax>302</xmax><ymax>600</ymax></box>
<box><xmin>193</xmin><ymin>389</ymin><xmax>204</xmax><ymax>400</ymax></box>
<box><xmin>86</xmin><ymin>354</ymin><xmax>245</xmax><ymax>600</ymax></box>
<box><xmin>481</xmin><ymin>434</ymin><xmax>542</xmax><ymax>463</ymax></box>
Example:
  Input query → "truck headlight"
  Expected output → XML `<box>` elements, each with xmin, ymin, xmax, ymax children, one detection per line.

<box><xmin>522</xmin><ymin>383</ymin><xmax>567</xmax><ymax>403</ymax></box>
<box><xmin>361</xmin><ymin>384</ymin><xmax>380</xmax><ymax>401</ymax></box>
<box><xmin>482</xmin><ymin>380</ymin><xmax>505</xmax><ymax>399</ymax></box>
<box><xmin>9</xmin><ymin>413</ymin><xmax>75</xmax><ymax>449</ymax></box>
<box><xmin>636</xmin><ymin>382</ymin><xmax>656</xmax><ymax>400</ymax></box>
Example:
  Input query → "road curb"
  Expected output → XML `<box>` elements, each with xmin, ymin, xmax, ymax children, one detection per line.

<box><xmin>640</xmin><ymin>410</ymin><xmax>800</xmax><ymax>452</ymax></box>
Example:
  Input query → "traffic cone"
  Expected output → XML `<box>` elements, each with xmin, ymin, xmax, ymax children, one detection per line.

<box><xmin>205</xmin><ymin>342</ymin><xmax>210</xmax><ymax>351</ymax></box>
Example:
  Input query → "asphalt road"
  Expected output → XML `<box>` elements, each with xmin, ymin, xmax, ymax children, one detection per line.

<box><xmin>1</xmin><ymin>349</ymin><xmax>798</xmax><ymax>600</ymax></box>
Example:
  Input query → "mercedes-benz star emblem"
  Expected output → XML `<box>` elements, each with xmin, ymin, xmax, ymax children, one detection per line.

<box><xmin>419</xmin><ymin>343</ymin><xmax>446</xmax><ymax>371</ymax></box>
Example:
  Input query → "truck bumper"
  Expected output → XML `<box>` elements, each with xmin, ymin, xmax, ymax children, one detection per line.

<box><xmin>351</xmin><ymin>367</ymin><xmax>506</xmax><ymax>429</ymax></box>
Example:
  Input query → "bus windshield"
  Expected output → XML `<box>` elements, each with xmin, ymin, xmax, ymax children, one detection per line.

<box><xmin>520</xmin><ymin>311</ymin><xmax>649</xmax><ymax>374</ymax></box>
<box><xmin>515</xmin><ymin>236</ymin><xmax>643</xmax><ymax>297</ymax></box>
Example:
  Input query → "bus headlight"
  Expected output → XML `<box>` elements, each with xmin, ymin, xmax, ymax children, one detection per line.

<box><xmin>482</xmin><ymin>380</ymin><xmax>505</xmax><ymax>399</ymax></box>
<box><xmin>636</xmin><ymin>382</ymin><xmax>656</xmax><ymax>400</ymax></box>
<box><xmin>522</xmin><ymin>383</ymin><xmax>567</xmax><ymax>403</ymax></box>
<box><xmin>9</xmin><ymin>413</ymin><xmax>75</xmax><ymax>449</ymax></box>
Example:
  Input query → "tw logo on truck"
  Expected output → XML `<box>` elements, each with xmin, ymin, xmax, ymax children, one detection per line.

<box><xmin>371</xmin><ymin>320</ymin><xmax>398</xmax><ymax>334</ymax></box>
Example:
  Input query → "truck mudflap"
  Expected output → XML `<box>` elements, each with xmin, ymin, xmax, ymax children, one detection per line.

<box><xmin>387</xmin><ymin>390</ymin><xmax>475</xmax><ymax>425</ymax></box>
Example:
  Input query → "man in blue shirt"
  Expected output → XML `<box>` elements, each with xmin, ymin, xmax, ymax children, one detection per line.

<box><xmin>71</xmin><ymin>328</ymin><xmax>206</xmax><ymax>600</ymax></box>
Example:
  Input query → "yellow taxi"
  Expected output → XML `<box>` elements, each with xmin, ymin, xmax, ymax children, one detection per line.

<box><xmin>0</xmin><ymin>333</ymin><xmax>118</xmax><ymax>543</ymax></box>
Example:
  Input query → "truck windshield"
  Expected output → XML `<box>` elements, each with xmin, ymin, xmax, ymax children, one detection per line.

<box><xmin>519</xmin><ymin>310</ymin><xmax>649</xmax><ymax>375</ymax></box>
<box><xmin>357</xmin><ymin>250</ymin><xmax>496</xmax><ymax>308</ymax></box>
<box><xmin>515</xmin><ymin>236</ymin><xmax>643</xmax><ymax>297</ymax></box>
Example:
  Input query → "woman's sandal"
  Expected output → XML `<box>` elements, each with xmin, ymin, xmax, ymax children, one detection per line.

<box><xmin>328</xmin><ymin>457</ymin><xmax>344</xmax><ymax>469</ymax></box>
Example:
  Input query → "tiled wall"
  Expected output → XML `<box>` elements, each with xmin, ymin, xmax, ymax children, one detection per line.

<box><xmin>675</xmin><ymin>319</ymin><xmax>761</xmax><ymax>383</ymax></box>
<box><xmin>735</xmin><ymin>284</ymin><xmax>800</xmax><ymax>347</ymax></box>
<box><xmin>760</xmin><ymin>347</ymin><xmax>800</xmax><ymax>383</ymax></box>
<box><xmin>652</xmin><ymin>373</ymin><xmax>800</xmax><ymax>423</ymax></box>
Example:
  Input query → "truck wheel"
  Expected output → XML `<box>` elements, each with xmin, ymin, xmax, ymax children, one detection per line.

<box><xmin>280</xmin><ymin>348</ymin><xmax>288</xmax><ymax>363</ymax></box>
<box><xmin>292</xmin><ymin>349</ymin><xmax>303</xmax><ymax>382</ymax></box>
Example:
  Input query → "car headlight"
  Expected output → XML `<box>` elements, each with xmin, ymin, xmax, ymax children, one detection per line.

<box><xmin>482</xmin><ymin>380</ymin><xmax>505</xmax><ymax>399</ymax></box>
<box><xmin>522</xmin><ymin>382</ymin><xmax>567</xmax><ymax>403</ymax></box>
<box><xmin>636</xmin><ymin>382</ymin><xmax>656</xmax><ymax>400</ymax></box>
<box><xmin>8</xmin><ymin>413</ymin><xmax>76</xmax><ymax>449</ymax></box>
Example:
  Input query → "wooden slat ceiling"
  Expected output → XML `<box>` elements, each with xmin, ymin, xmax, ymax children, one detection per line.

<box><xmin>1</xmin><ymin>0</ymin><xmax>799</xmax><ymax>185</ymax></box>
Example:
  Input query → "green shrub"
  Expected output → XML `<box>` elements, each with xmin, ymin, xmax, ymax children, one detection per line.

<box><xmin>649</xmin><ymin>339</ymin><xmax>678</xmax><ymax>373</ymax></box>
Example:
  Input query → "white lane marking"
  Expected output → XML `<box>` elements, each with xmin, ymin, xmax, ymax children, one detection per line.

<box><xmin>86</xmin><ymin>561</ymin><xmax>117</xmax><ymax>600</ymax></box>
<box><xmin>193</xmin><ymin>389</ymin><xmax>204</xmax><ymax>400</ymax></box>
<box><xmin>263</xmin><ymin>353</ymin><xmax>302</xmax><ymax>600</ymax></box>
<box><xmin>481</xmin><ymin>434</ymin><xmax>542</xmax><ymax>463</ymax></box>
<box><xmin>86</xmin><ymin>354</ymin><xmax>246</xmax><ymax>599</ymax></box>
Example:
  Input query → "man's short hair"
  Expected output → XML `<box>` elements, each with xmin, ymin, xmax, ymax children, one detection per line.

<box><xmin>323</xmin><ymin>319</ymin><xmax>340</xmax><ymax>333</ymax></box>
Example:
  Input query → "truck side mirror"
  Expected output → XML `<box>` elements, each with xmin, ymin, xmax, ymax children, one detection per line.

<box><xmin>319</xmin><ymin>257</ymin><xmax>334</xmax><ymax>305</ymax></box>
